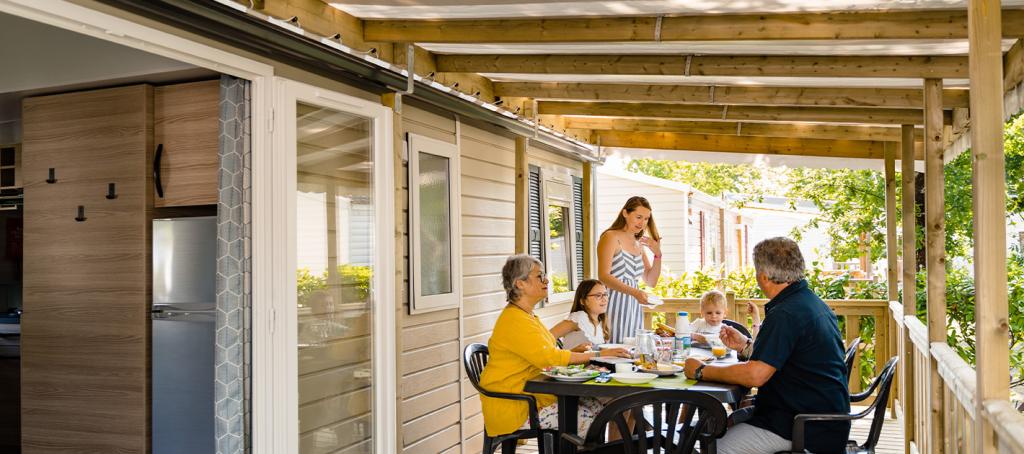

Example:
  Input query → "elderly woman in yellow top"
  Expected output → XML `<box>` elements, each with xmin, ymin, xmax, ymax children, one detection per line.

<box><xmin>479</xmin><ymin>254</ymin><xmax>631</xmax><ymax>437</ymax></box>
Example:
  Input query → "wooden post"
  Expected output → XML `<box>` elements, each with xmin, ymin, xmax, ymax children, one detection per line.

<box><xmin>846</xmin><ymin>315</ymin><xmax>863</xmax><ymax>393</ymax></box>
<box><xmin>583</xmin><ymin>160</ymin><xmax>596</xmax><ymax>278</ymax></box>
<box><xmin>923</xmin><ymin>77</ymin><xmax>948</xmax><ymax>452</ymax></box>
<box><xmin>968</xmin><ymin>1</ymin><xmax>1011</xmax><ymax>451</ymax></box>
<box><xmin>885</xmin><ymin>142</ymin><xmax>899</xmax><ymax>302</ymax></box>
<box><xmin>901</xmin><ymin>123</ymin><xmax>917</xmax><ymax>453</ymax></box>
<box><xmin>514</xmin><ymin>137</ymin><xmax>530</xmax><ymax>254</ymax></box>
<box><xmin>380</xmin><ymin>93</ymin><xmax>406</xmax><ymax>448</ymax></box>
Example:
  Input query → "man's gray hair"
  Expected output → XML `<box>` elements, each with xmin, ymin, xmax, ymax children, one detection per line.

<box><xmin>753</xmin><ymin>237</ymin><xmax>806</xmax><ymax>284</ymax></box>
<box><xmin>502</xmin><ymin>254</ymin><xmax>543</xmax><ymax>303</ymax></box>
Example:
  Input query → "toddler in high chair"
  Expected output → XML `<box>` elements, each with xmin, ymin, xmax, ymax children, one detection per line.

<box><xmin>691</xmin><ymin>289</ymin><xmax>762</xmax><ymax>345</ymax></box>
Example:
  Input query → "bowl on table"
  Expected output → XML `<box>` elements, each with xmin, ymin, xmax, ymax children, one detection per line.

<box><xmin>610</xmin><ymin>372</ymin><xmax>658</xmax><ymax>384</ymax></box>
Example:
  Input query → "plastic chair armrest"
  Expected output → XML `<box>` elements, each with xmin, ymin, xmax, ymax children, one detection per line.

<box><xmin>790</xmin><ymin>411</ymin><xmax>864</xmax><ymax>452</ymax></box>
<box><xmin>561</xmin><ymin>432</ymin><xmax>586</xmax><ymax>447</ymax></box>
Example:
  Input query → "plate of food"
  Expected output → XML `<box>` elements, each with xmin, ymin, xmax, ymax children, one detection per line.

<box><xmin>610</xmin><ymin>372</ymin><xmax>658</xmax><ymax>384</ymax></box>
<box><xmin>639</xmin><ymin>363</ymin><xmax>683</xmax><ymax>376</ymax></box>
<box><xmin>542</xmin><ymin>365</ymin><xmax>601</xmax><ymax>382</ymax></box>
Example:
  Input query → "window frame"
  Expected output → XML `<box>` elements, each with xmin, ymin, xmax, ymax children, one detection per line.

<box><xmin>532</xmin><ymin>167</ymin><xmax>583</xmax><ymax>303</ymax></box>
<box><xmin>407</xmin><ymin>132</ymin><xmax>462</xmax><ymax>314</ymax></box>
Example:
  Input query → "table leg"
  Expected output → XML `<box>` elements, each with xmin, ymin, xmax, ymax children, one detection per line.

<box><xmin>557</xmin><ymin>395</ymin><xmax>579</xmax><ymax>454</ymax></box>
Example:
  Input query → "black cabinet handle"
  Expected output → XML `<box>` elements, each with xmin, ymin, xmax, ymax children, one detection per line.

<box><xmin>46</xmin><ymin>168</ymin><xmax>56</xmax><ymax>184</ymax></box>
<box><xmin>106</xmin><ymin>183</ymin><xmax>117</xmax><ymax>200</ymax></box>
<box><xmin>75</xmin><ymin>206</ymin><xmax>86</xmax><ymax>222</ymax></box>
<box><xmin>153</xmin><ymin>144</ymin><xmax>164</xmax><ymax>198</ymax></box>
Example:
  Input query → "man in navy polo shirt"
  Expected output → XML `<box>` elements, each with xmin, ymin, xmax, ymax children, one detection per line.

<box><xmin>684</xmin><ymin>237</ymin><xmax>850</xmax><ymax>453</ymax></box>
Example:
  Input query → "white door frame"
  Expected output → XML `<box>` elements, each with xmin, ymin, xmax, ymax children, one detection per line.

<box><xmin>0</xmin><ymin>1</ymin><xmax>391</xmax><ymax>452</ymax></box>
<box><xmin>276</xmin><ymin>78</ymin><xmax>397</xmax><ymax>453</ymax></box>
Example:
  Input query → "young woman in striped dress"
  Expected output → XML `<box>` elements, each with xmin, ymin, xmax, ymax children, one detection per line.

<box><xmin>597</xmin><ymin>196</ymin><xmax>663</xmax><ymax>343</ymax></box>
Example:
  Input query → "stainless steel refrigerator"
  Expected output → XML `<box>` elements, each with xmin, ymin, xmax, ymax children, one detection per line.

<box><xmin>152</xmin><ymin>216</ymin><xmax>217</xmax><ymax>454</ymax></box>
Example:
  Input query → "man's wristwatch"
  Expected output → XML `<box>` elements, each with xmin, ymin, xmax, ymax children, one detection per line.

<box><xmin>694</xmin><ymin>363</ymin><xmax>707</xmax><ymax>381</ymax></box>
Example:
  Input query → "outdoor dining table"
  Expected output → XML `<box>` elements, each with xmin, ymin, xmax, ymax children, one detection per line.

<box><xmin>523</xmin><ymin>348</ymin><xmax>748</xmax><ymax>454</ymax></box>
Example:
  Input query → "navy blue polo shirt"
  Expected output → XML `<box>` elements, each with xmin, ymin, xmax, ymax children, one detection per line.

<box><xmin>748</xmin><ymin>279</ymin><xmax>851</xmax><ymax>454</ymax></box>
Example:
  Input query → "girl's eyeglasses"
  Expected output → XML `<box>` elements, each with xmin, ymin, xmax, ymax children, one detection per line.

<box><xmin>587</xmin><ymin>292</ymin><xmax>609</xmax><ymax>300</ymax></box>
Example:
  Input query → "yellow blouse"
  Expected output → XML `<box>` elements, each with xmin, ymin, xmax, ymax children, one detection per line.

<box><xmin>479</xmin><ymin>305</ymin><xmax>572</xmax><ymax>436</ymax></box>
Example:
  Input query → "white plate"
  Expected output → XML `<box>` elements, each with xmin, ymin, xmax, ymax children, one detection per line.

<box><xmin>639</xmin><ymin>364</ymin><xmax>683</xmax><ymax>376</ymax></box>
<box><xmin>610</xmin><ymin>372</ymin><xmax>658</xmax><ymax>384</ymax></box>
<box><xmin>542</xmin><ymin>371</ymin><xmax>599</xmax><ymax>382</ymax></box>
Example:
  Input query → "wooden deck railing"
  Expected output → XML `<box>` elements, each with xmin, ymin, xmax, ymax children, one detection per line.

<box><xmin>888</xmin><ymin>300</ymin><xmax>1024</xmax><ymax>454</ymax></box>
<box><xmin>645</xmin><ymin>297</ymin><xmax>1024</xmax><ymax>453</ymax></box>
<box><xmin>642</xmin><ymin>295</ymin><xmax>890</xmax><ymax>395</ymax></box>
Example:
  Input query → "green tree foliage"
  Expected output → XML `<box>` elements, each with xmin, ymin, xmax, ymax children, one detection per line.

<box><xmin>784</xmin><ymin>168</ymin><xmax>889</xmax><ymax>262</ymax></box>
<box><xmin>627</xmin><ymin>158</ymin><xmax>780</xmax><ymax>198</ymax></box>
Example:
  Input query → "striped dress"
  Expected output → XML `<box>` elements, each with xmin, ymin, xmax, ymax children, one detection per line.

<box><xmin>607</xmin><ymin>248</ymin><xmax>644</xmax><ymax>343</ymax></box>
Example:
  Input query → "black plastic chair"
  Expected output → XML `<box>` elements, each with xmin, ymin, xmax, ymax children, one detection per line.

<box><xmin>784</xmin><ymin>356</ymin><xmax>899</xmax><ymax>454</ymax></box>
<box><xmin>722</xmin><ymin>319</ymin><xmax>752</xmax><ymax>339</ymax></box>
<box><xmin>463</xmin><ymin>343</ymin><xmax>555</xmax><ymax>454</ymax></box>
<box><xmin>845</xmin><ymin>337</ymin><xmax>862</xmax><ymax>379</ymax></box>
<box><xmin>562</xmin><ymin>389</ymin><xmax>729</xmax><ymax>454</ymax></box>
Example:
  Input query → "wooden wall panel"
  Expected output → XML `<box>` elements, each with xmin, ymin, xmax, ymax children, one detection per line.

<box><xmin>395</xmin><ymin>105</ymin><xmax>585</xmax><ymax>451</ymax></box>
<box><xmin>21</xmin><ymin>85</ymin><xmax>153</xmax><ymax>453</ymax></box>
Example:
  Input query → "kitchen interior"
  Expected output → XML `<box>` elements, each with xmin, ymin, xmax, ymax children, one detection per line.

<box><xmin>1</xmin><ymin>11</ymin><xmax>230</xmax><ymax>453</ymax></box>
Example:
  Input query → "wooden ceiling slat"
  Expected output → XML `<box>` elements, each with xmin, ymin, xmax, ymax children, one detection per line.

<box><xmin>436</xmin><ymin>54</ymin><xmax>968</xmax><ymax>78</ymax></box>
<box><xmin>565</xmin><ymin>117</ymin><xmax>925</xmax><ymax>141</ymax></box>
<box><xmin>594</xmin><ymin>130</ymin><xmax>889</xmax><ymax>159</ymax></box>
<box><xmin>364</xmin><ymin>10</ymin><xmax>1024</xmax><ymax>43</ymax></box>
<box><xmin>539</xmin><ymin>101</ymin><xmax>950</xmax><ymax>125</ymax></box>
<box><xmin>494</xmin><ymin>82</ymin><xmax>970</xmax><ymax>108</ymax></box>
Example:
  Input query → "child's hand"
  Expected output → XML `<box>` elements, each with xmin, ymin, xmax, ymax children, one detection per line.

<box><xmin>600</xmin><ymin>347</ymin><xmax>631</xmax><ymax>358</ymax></box>
<box><xmin>746</xmin><ymin>301</ymin><xmax>761</xmax><ymax>322</ymax></box>
<box><xmin>691</xmin><ymin>333</ymin><xmax>706</xmax><ymax>344</ymax></box>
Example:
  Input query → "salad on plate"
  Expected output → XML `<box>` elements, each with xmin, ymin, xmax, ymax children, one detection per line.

<box><xmin>541</xmin><ymin>364</ymin><xmax>605</xmax><ymax>382</ymax></box>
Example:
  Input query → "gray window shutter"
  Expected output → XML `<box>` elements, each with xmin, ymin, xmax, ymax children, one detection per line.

<box><xmin>528</xmin><ymin>165</ymin><xmax>544</xmax><ymax>263</ymax></box>
<box><xmin>572</xmin><ymin>175</ymin><xmax>584</xmax><ymax>285</ymax></box>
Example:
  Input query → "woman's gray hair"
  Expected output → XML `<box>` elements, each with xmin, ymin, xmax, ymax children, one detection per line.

<box><xmin>502</xmin><ymin>254</ymin><xmax>543</xmax><ymax>303</ymax></box>
<box><xmin>753</xmin><ymin>237</ymin><xmax>806</xmax><ymax>284</ymax></box>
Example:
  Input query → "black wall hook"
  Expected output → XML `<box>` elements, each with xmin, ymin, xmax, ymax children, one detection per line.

<box><xmin>106</xmin><ymin>183</ymin><xmax>117</xmax><ymax>200</ymax></box>
<box><xmin>46</xmin><ymin>168</ymin><xmax>56</xmax><ymax>184</ymax></box>
<box><xmin>75</xmin><ymin>206</ymin><xmax>86</xmax><ymax>222</ymax></box>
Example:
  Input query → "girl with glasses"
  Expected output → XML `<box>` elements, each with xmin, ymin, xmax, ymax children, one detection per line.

<box><xmin>549</xmin><ymin>279</ymin><xmax>630</xmax><ymax>354</ymax></box>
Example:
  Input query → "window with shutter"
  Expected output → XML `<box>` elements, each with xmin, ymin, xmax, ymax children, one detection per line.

<box><xmin>572</xmin><ymin>176</ymin><xmax>584</xmax><ymax>285</ymax></box>
<box><xmin>528</xmin><ymin>165</ymin><xmax>544</xmax><ymax>263</ymax></box>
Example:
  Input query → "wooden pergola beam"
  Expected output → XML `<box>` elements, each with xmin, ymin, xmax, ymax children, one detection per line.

<box><xmin>593</xmin><ymin>130</ymin><xmax>889</xmax><ymax>159</ymax></box>
<box><xmin>564</xmin><ymin>117</ymin><xmax>924</xmax><ymax>142</ymax></box>
<box><xmin>364</xmin><ymin>10</ymin><xmax>1024</xmax><ymax>43</ymax></box>
<box><xmin>494</xmin><ymin>82</ymin><xmax>971</xmax><ymax>109</ymax></box>
<box><xmin>540</xmin><ymin>101</ymin><xmax>950</xmax><ymax>125</ymax></box>
<box><xmin>437</xmin><ymin>54</ymin><xmax>968</xmax><ymax>79</ymax></box>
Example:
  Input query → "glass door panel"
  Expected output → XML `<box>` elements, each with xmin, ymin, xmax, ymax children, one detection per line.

<box><xmin>295</xmin><ymin>102</ymin><xmax>374</xmax><ymax>453</ymax></box>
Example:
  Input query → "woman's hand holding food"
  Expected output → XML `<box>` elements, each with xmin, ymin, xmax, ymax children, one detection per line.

<box><xmin>631</xmin><ymin>288</ymin><xmax>650</xmax><ymax>305</ymax></box>
<box><xmin>639</xmin><ymin>236</ymin><xmax>661</xmax><ymax>256</ymax></box>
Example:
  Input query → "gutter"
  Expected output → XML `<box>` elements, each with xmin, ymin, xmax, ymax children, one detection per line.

<box><xmin>93</xmin><ymin>0</ymin><xmax>598</xmax><ymax>161</ymax></box>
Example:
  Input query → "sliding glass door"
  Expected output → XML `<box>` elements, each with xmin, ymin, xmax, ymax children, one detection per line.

<box><xmin>278</xmin><ymin>80</ymin><xmax>395</xmax><ymax>453</ymax></box>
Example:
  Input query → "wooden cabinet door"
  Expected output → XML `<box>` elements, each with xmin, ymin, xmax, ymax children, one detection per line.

<box><xmin>21</xmin><ymin>85</ymin><xmax>152</xmax><ymax>453</ymax></box>
<box><xmin>154</xmin><ymin>80</ymin><xmax>219</xmax><ymax>207</ymax></box>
